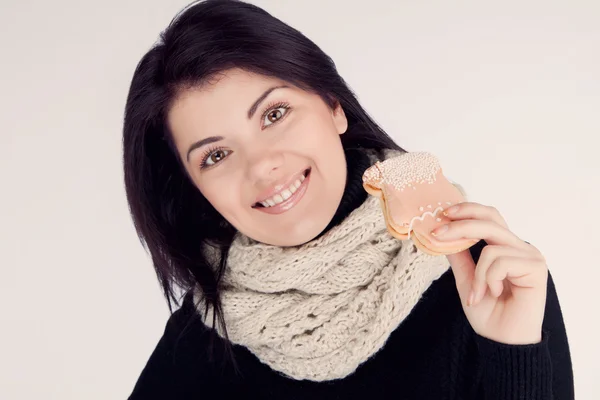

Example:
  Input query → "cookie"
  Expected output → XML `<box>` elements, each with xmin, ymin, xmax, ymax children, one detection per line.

<box><xmin>362</xmin><ymin>152</ymin><xmax>478</xmax><ymax>256</ymax></box>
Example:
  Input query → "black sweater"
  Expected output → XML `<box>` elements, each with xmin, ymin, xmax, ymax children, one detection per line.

<box><xmin>129</xmin><ymin>150</ymin><xmax>574</xmax><ymax>399</ymax></box>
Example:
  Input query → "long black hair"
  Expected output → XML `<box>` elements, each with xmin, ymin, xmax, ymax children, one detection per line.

<box><xmin>122</xmin><ymin>0</ymin><xmax>403</xmax><ymax>364</ymax></box>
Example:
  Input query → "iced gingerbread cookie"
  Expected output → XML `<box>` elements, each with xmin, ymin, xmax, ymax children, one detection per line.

<box><xmin>362</xmin><ymin>152</ymin><xmax>478</xmax><ymax>256</ymax></box>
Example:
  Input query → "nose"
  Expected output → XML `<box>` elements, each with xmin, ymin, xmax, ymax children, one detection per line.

<box><xmin>245</xmin><ymin>147</ymin><xmax>285</xmax><ymax>184</ymax></box>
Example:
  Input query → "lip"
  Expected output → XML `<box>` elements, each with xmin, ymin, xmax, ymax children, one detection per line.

<box><xmin>253</xmin><ymin>168</ymin><xmax>311</xmax><ymax>215</ymax></box>
<box><xmin>254</xmin><ymin>167</ymin><xmax>310</xmax><ymax>204</ymax></box>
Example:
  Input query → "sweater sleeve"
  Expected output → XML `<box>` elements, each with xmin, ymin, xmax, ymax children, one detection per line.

<box><xmin>475</xmin><ymin>271</ymin><xmax>575</xmax><ymax>399</ymax></box>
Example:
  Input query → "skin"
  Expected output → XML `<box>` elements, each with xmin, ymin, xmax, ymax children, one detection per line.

<box><xmin>437</xmin><ymin>203</ymin><xmax>549</xmax><ymax>345</ymax></box>
<box><xmin>167</xmin><ymin>68</ymin><xmax>548</xmax><ymax>346</ymax></box>
<box><xmin>167</xmin><ymin>68</ymin><xmax>348</xmax><ymax>246</ymax></box>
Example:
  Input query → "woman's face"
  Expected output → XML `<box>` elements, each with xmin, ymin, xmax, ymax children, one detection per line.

<box><xmin>167</xmin><ymin>68</ymin><xmax>348</xmax><ymax>246</ymax></box>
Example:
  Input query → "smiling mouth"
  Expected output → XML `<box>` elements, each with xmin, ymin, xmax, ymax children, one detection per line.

<box><xmin>252</xmin><ymin>168</ymin><xmax>311</xmax><ymax>209</ymax></box>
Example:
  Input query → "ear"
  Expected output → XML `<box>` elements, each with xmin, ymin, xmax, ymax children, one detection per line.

<box><xmin>332</xmin><ymin>101</ymin><xmax>348</xmax><ymax>135</ymax></box>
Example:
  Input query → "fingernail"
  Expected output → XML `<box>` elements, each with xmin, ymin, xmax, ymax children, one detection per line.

<box><xmin>431</xmin><ymin>224</ymin><xmax>448</xmax><ymax>237</ymax></box>
<box><xmin>467</xmin><ymin>290</ymin><xmax>475</xmax><ymax>307</ymax></box>
<box><xmin>444</xmin><ymin>205</ymin><xmax>459</xmax><ymax>216</ymax></box>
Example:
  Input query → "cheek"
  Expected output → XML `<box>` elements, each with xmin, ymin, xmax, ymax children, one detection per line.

<box><xmin>198</xmin><ymin>178</ymin><xmax>243</xmax><ymax>217</ymax></box>
<box><xmin>288</xmin><ymin>113</ymin><xmax>340</xmax><ymax>149</ymax></box>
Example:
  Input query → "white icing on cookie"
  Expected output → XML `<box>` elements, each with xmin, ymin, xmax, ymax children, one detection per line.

<box><xmin>406</xmin><ymin>206</ymin><xmax>444</xmax><ymax>239</ymax></box>
<box><xmin>362</xmin><ymin>161</ymin><xmax>383</xmax><ymax>187</ymax></box>
<box><xmin>378</xmin><ymin>152</ymin><xmax>440</xmax><ymax>191</ymax></box>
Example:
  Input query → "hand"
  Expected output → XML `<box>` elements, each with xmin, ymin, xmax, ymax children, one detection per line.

<box><xmin>432</xmin><ymin>202</ymin><xmax>549</xmax><ymax>345</ymax></box>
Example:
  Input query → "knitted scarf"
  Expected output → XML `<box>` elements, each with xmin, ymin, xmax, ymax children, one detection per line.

<box><xmin>194</xmin><ymin>150</ymin><xmax>451</xmax><ymax>382</ymax></box>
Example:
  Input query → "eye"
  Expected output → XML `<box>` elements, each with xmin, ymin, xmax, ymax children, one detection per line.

<box><xmin>262</xmin><ymin>103</ymin><xmax>290</xmax><ymax>127</ymax></box>
<box><xmin>200</xmin><ymin>147</ymin><xmax>231</xmax><ymax>169</ymax></box>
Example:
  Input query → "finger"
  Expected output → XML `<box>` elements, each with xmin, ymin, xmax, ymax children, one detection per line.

<box><xmin>432</xmin><ymin>219</ymin><xmax>528</xmax><ymax>250</ymax></box>
<box><xmin>488</xmin><ymin>280</ymin><xmax>505</xmax><ymax>298</ymax></box>
<box><xmin>443</xmin><ymin>202</ymin><xmax>508</xmax><ymax>229</ymax></box>
<box><xmin>472</xmin><ymin>245</ymin><xmax>529</xmax><ymax>304</ymax></box>
<box><xmin>447</xmin><ymin>249</ymin><xmax>476</xmax><ymax>306</ymax></box>
<box><xmin>485</xmin><ymin>256</ymin><xmax>548</xmax><ymax>302</ymax></box>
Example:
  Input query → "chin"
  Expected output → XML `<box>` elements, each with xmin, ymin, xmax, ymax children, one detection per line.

<box><xmin>268</xmin><ymin>206</ymin><xmax>341</xmax><ymax>246</ymax></box>
<box><xmin>245</xmin><ymin>175</ymin><xmax>346</xmax><ymax>247</ymax></box>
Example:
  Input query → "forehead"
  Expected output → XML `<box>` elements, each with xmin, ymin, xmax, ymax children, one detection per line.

<box><xmin>172</xmin><ymin>69</ymin><xmax>288</xmax><ymax>112</ymax></box>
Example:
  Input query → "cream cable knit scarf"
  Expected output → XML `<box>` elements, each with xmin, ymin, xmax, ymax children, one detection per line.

<box><xmin>194</xmin><ymin>150</ymin><xmax>451</xmax><ymax>382</ymax></box>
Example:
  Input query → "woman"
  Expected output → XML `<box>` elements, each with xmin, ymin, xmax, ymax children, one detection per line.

<box><xmin>123</xmin><ymin>1</ymin><xmax>574</xmax><ymax>398</ymax></box>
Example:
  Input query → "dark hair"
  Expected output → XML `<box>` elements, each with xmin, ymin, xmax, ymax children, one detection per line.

<box><xmin>122</xmin><ymin>0</ymin><xmax>403</xmax><ymax>366</ymax></box>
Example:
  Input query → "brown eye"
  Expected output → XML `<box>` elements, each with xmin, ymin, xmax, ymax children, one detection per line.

<box><xmin>211</xmin><ymin>150</ymin><xmax>225</xmax><ymax>163</ymax></box>
<box><xmin>204</xmin><ymin>149</ymin><xmax>231</xmax><ymax>167</ymax></box>
<box><xmin>263</xmin><ymin>106</ymin><xmax>288</xmax><ymax>127</ymax></box>
<box><xmin>268</xmin><ymin>109</ymin><xmax>282</xmax><ymax>122</ymax></box>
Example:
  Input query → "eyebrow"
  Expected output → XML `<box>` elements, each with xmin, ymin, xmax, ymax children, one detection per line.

<box><xmin>186</xmin><ymin>136</ymin><xmax>224</xmax><ymax>162</ymax></box>
<box><xmin>247</xmin><ymin>85</ymin><xmax>289</xmax><ymax>120</ymax></box>
<box><xmin>186</xmin><ymin>85</ymin><xmax>289</xmax><ymax>162</ymax></box>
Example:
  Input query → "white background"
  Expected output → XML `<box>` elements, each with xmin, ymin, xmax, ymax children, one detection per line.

<box><xmin>1</xmin><ymin>0</ymin><xmax>599</xmax><ymax>398</ymax></box>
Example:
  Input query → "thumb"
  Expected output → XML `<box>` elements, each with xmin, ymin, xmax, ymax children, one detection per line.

<box><xmin>446</xmin><ymin>250</ymin><xmax>476</xmax><ymax>304</ymax></box>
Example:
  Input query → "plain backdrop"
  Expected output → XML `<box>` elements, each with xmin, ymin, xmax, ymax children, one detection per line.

<box><xmin>1</xmin><ymin>0</ymin><xmax>599</xmax><ymax>398</ymax></box>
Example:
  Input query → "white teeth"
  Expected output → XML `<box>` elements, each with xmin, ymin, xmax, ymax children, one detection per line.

<box><xmin>258</xmin><ymin>172</ymin><xmax>308</xmax><ymax>208</ymax></box>
<box><xmin>281</xmin><ymin>189</ymin><xmax>292</xmax><ymax>200</ymax></box>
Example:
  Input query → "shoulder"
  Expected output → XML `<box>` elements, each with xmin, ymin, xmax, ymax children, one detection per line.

<box><xmin>128</xmin><ymin>292</ymin><xmax>214</xmax><ymax>399</ymax></box>
<box><xmin>157</xmin><ymin>291</ymin><xmax>217</xmax><ymax>361</ymax></box>
<box><xmin>166</xmin><ymin>292</ymin><xmax>207</xmax><ymax>338</ymax></box>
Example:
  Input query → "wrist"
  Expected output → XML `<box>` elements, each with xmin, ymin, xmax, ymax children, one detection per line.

<box><xmin>476</xmin><ymin>330</ymin><xmax>545</xmax><ymax>347</ymax></box>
